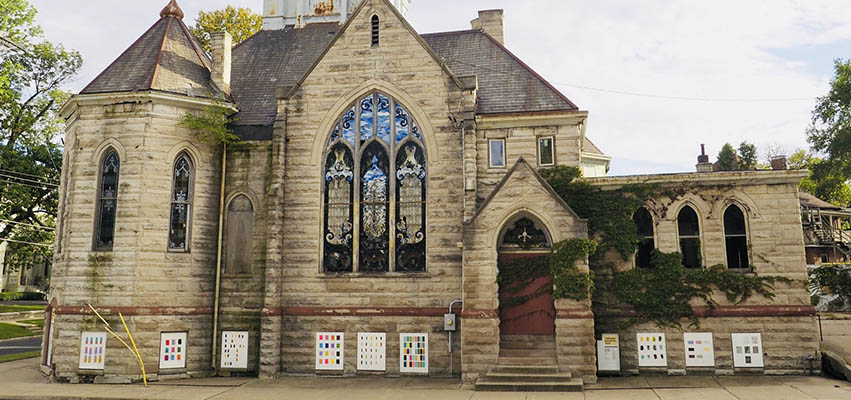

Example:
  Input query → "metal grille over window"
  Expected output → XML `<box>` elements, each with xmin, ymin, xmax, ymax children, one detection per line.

<box><xmin>168</xmin><ymin>154</ymin><xmax>193</xmax><ymax>251</ymax></box>
<box><xmin>323</xmin><ymin>92</ymin><xmax>427</xmax><ymax>273</ymax></box>
<box><xmin>95</xmin><ymin>150</ymin><xmax>120</xmax><ymax>250</ymax></box>
<box><xmin>634</xmin><ymin>207</ymin><xmax>654</xmax><ymax>268</ymax></box>
<box><xmin>677</xmin><ymin>206</ymin><xmax>701</xmax><ymax>268</ymax></box>
<box><xmin>724</xmin><ymin>205</ymin><xmax>749</xmax><ymax>269</ymax></box>
<box><xmin>371</xmin><ymin>15</ymin><xmax>380</xmax><ymax>46</ymax></box>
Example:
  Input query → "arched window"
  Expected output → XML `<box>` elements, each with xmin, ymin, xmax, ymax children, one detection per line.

<box><xmin>633</xmin><ymin>207</ymin><xmax>654</xmax><ymax>268</ymax></box>
<box><xmin>371</xmin><ymin>15</ymin><xmax>380</xmax><ymax>46</ymax></box>
<box><xmin>94</xmin><ymin>150</ymin><xmax>120</xmax><ymax>251</ymax></box>
<box><xmin>323</xmin><ymin>92</ymin><xmax>426</xmax><ymax>273</ymax></box>
<box><xmin>499</xmin><ymin>217</ymin><xmax>550</xmax><ymax>250</ymax></box>
<box><xmin>724</xmin><ymin>204</ymin><xmax>749</xmax><ymax>269</ymax></box>
<box><xmin>168</xmin><ymin>153</ymin><xmax>193</xmax><ymax>251</ymax></box>
<box><xmin>677</xmin><ymin>205</ymin><xmax>701</xmax><ymax>268</ymax></box>
<box><xmin>225</xmin><ymin>195</ymin><xmax>254</xmax><ymax>274</ymax></box>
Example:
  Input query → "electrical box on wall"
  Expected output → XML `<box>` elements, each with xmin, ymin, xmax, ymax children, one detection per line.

<box><xmin>597</xmin><ymin>333</ymin><xmax>620</xmax><ymax>372</ymax></box>
<box><xmin>443</xmin><ymin>313</ymin><xmax>456</xmax><ymax>331</ymax></box>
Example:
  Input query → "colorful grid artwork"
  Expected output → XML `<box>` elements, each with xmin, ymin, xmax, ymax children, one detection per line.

<box><xmin>683</xmin><ymin>332</ymin><xmax>715</xmax><ymax>367</ymax></box>
<box><xmin>399</xmin><ymin>333</ymin><xmax>428</xmax><ymax>374</ymax></box>
<box><xmin>731</xmin><ymin>333</ymin><xmax>764</xmax><ymax>368</ymax></box>
<box><xmin>221</xmin><ymin>331</ymin><xmax>249</xmax><ymax>369</ymax></box>
<box><xmin>357</xmin><ymin>332</ymin><xmax>386</xmax><ymax>371</ymax></box>
<box><xmin>159</xmin><ymin>332</ymin><xmax>187</xmax><ymax>369</ymax></box>
<box><xmin>79</xmin><ymin>332</ymin><xmax>107</xmax><ymax>370</ymax></box>
<box><xmin>636</xmin><ymin>333</ymin><xmax>667</xmax><ymax>367</ymax></box>
<box><xmin>316</xmin><ymin>332</ymin><xmax>344</xmax><ymax>371</ymax></box>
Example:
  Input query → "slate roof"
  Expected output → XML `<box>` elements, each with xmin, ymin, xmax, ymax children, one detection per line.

<box><xmin>799</xmin><ymin>192</ymin><xmax>844</xmax><ymax>211</ymax></box>
<box><xmin>81</xmin><ymin>14</ymin><xmax>219</xmax><ymax>98</ymax></box>
<box><xmin>421</xmin><ymin>30</ymin><xmax>578</xmax><ymax>115</ymax></box>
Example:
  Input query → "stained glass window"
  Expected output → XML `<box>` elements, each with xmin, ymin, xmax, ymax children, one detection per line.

<box><xmin>323</xmin><ymin>92</ymin><xmax>427</xmax><ymax>273</ymax></box>
<box><xmin>168</xmin><ymin>154</ymin><xmax>193</xmax><ymax>252</ymax></box>
<box><xmin>95</xmin><ymin>150</ymin><xmax>120</xmax><ymax>250</ymax></box>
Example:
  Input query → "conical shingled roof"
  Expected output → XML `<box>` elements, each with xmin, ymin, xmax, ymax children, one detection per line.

<box><xmin>81</xmin><ymin>2</ymin><xmax>220</xmax><ymax>98</ymax></box>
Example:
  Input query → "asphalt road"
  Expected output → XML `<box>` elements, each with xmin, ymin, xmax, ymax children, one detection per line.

<box><xmin>0</xmin><ymin>336</ymin><xmax>41</xmax><ymax>356</ymax></box>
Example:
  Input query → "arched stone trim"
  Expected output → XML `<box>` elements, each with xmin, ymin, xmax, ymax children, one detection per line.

<box><xmin>310</xmin><ymin>79</ymin><xmax>441</xmax><ymax>165</ymax></box>
<box><xmin>225</xmin><ymin>187</ymin><xmax>261</xmax><ymax>211</ymax></box>
<box><xmin>489</xmin><ymin>207</ymin><xmax>561</xmax><ymax>251</ymax></box>
<box><xmin>665</xmin><ymin>194</ymin><xmax>711</xmax><ymax>222</ymax></box>
<box><xmin>710</xmin><ymin>189</ymin><xmax>761</xmax><ymax>220</ymax></box>
<box><xmin>91</xmin><ymin>138</ymin><xmax>127</xmax><ymax>163</ymax></box>
<box><xmin>165</xmin><ymin>141</ymin><xmax>205</xmax><ymax>170</ymax></box>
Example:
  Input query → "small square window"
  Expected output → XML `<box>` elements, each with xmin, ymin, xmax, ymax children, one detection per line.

<box><xmin>489</xmin><ymin>139</ymin><xmax>506</xmax><ymax>168</ymax></box>
<box><xmin>538</xmin><ymin>137</ymin><xmax>554</xmax><ymax>166</ymax></box>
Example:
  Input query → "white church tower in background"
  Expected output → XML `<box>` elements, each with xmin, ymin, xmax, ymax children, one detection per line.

<box><xmin>263</xmin><ymin>0</ymin><xmax>412</xmax><ymax>29</ymax></box>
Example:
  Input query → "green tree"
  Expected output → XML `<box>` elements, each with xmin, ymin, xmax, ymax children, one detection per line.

<box><xmin>189</xmin><ymin>6</ymin><xmax>262</xmax><ymax>53</ymax></box>
<box><xmin>807</xmin><ymin>59</ymin><xmax>851</xmax><ymax>196</ymax></box>
<box><xmin>716</xmin><ymin>143</ymin><xmax>739</xmax><ymax>171</ymax></box>
<box><xmin>789</xmin><ymin>149</ymin><xmax>851</xmax><ymax>206</ymax></box>
<box><xmin>738</xmin><ymin>141</ymin><xmax>758</xmax><ymax>170</ymax></box>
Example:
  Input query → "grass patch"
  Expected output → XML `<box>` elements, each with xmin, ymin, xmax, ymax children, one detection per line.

<box><xmin>0</xmin><ymin>305</ymin><xmax>46</xmax><ymax>313</ymax></box>
<box><xmin>0</xmin><ymin>323</ymin><xmax>40</xmax><ymax>340</ymax></box>
<box><xmin>0</xmin><ymin>351</ymin><xmax>40</xmax><ymax>363</ymax></box>
<box><xmin>17</xmin><ymin>319</ymin><xmax>44</xmax><ymax>328</ymax></box>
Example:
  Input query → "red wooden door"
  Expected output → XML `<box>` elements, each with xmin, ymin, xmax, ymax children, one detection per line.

<box><xmin>498</xmin><ymin>252</ymin><xmax>556</xmax><ymax>335</ymax></box>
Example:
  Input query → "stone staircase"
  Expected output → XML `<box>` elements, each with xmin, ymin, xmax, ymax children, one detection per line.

<box><xmin>474</xmin><ymin>335</ymin><xmax>583</xmax><ymax>392</ymax></box>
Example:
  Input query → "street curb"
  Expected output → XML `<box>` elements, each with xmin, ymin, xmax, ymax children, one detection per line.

<box><xmin>0</xmin><ymin>311</ymin><xmax>45</xmax><ymax>321</ymax></box>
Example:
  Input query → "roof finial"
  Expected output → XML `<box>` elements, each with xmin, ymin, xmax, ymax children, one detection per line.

<box><xmin>160</xmin><ymin>0</ymin><xmax>185</xmax><ymax>19</ymax></box>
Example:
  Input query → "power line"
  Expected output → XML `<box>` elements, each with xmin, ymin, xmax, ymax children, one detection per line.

<box><xmin>442</xmin><ymin>56</ymin><xmax>817</xmax><ymax>103</ymax></box>
<box><xmin>0</xmin><ymin>169</ymin><xmax>59</xmax><ymax>185</ymax></box>
<box><xmin>0</xmin><ymin>237</ymin><xmax>51</xmax><ymax>247</ymax></box>
<box><xmin>0</xmin><ymin>174</ymin><xmax>59</xmax><ymax>188</ymax></box>
<box><xmin>0</xmin><ymin>219</ymin><xmax>55</xmax><ymax>232</ymax></box>
<box><xmin>0</xmin><ymin>178</ymin><xmax>59</xmax><ymax>191</ymax></box>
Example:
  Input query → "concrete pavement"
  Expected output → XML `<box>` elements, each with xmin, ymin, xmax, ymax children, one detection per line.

<box><xmin>0</xmin><ymin>358</ymin><xmax>849</xmax><ymax>399</ymax></box>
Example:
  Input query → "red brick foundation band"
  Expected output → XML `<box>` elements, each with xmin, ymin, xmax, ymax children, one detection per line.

<box><xmin>55</xmin><ymin>306</ymin><xmax>213</xmax><ymax>316</ymax></box>
<box><xmin>599</xmin><ymin>305</ymin><xmax>817</xmax><ymax>318</ymax></box>
<box><xmin>279</xmin><ymin>307</ymin><xmax>448</xmax><ymax>317</ymax></box>
<box><xmin>556</xmin><ymin>308</ymin><xmax>595</xmax><ymax>319</ymax></box>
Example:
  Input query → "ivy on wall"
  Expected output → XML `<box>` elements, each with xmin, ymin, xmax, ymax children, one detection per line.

<box><xmin>810</xmin><ymin>265</ymin><xmax>851</xmax><ymax>311</ymax></box>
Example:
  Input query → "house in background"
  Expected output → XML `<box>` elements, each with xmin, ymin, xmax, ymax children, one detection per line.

<box><xmin>800</xmin><ymin>191</ymin><xmax>851</xmax><ymax>264</ymax></box>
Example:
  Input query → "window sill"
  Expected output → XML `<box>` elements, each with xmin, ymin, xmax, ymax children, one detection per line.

<box><xmin>222</xmin><ymin>273</ymin><xmax>253</xmax><ymax>279</ymax></box>
<box><xmin>318</xmin><ymin>271</ymin><xmax>432</xmax><ymax>279</ymax></box>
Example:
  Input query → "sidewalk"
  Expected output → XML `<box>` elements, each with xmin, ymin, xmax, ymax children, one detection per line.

<box><xmin>0</xmin><ymin>358</ymin><xmax>849</xmax><ymax>400</ymax></box>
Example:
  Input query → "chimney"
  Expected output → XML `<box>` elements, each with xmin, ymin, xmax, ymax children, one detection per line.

<box><xmin>210</xmin><ymin>31</ymin><xmax>232</xmax><ymax>95</ymax></box>
<box><xmin>471</xmin><ymin>10</ymin><xmax>505</xmax><ymax>46</ymax></box>
<box><xmin>770</xmin><ymin>155</ymin><xmax>788</xmax><ymax>171</ymax></box>
<box><xmin>696</xmin><ymin>144</ymin><xmax>713</xmax><ymax>173</ymax></box>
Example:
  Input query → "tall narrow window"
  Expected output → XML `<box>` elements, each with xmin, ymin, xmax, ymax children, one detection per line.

<box><xmin>371</xmin><ymin>15</ymin><xmax>380</xmax><ymax>46</ymax></box>
<box><xmin>538</xmin><ymin>137</ymin><xmax>555</xmax><ymax>166</ymax></box>
<box><xmin>323</xmin><ymin>92</ymin><xmax>427</xmax><ymax>273</ymax></box>
<box><xmin>168</xmin><ymin>154</ymin><xmax>193</xmax><ymax>251</ymax></box>
<box><xmin>724</xmin><ymin>205</ymin><xmax>750</xmax><ymax>269</ymax></box>
<box><xmin>677</xmin><ymin>205</ymin><xmax>701</xmax><ymax>269</ymax></box>
<box><xmin>633</xmin><ymin>207</ymin><xmax>655</xmax><ymax>268</ymax></box>
<box><xmin>225</xmin><ymin>195</ymin><xmax>254</xmax><ymax>274</ymax></box>
<box><xmin>95</xmin><ymin>150</ymin><xmax>120</xmax><ymax>251</ymax></box>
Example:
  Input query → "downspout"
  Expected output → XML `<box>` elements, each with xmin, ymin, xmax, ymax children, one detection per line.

<box><xmin>211</xmin><ymin>142</ymin><xmax>227</xmax><ymax>370</ymax></box>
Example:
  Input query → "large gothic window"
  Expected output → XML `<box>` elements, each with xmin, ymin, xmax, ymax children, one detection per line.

<box><xmin>168</xmin><ymin>153</ymin><xmax>193</xmax><ymax>252</ymax></box>
<box><xmin>94</xmin><ymin>150</ymin><xmax>120</xmax><ymax>251</ymax></box>
<box><xmin>323</xmin><ymin>92</ymin><xmax>427</xmax><ymax>273</ymax></box>
<box><xmin>724</xmin><ymin>204</ymin><xmax>749</xmax><ymax>269</ymax></box>
<box><xmin>633</xmin><ymin>207</ymin><xmax>655</xmax><ymax>268</ymax></box>
<box><xmin>677</xmin><ymin>205</ymin><xmax>701</xmax><ymax>269</ymax></box>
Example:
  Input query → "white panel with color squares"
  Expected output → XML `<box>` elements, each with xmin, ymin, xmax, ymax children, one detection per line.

<box><xmin>159</xmin><ymin>332</ymin><xmax>187</xmax><ymax>369</ymax></box>
<box><xmin>221</xmin><ymin>331</ymin><xmax>249</xmax><ymax>369</ymax></box>
<box><xmin>316</xmin><ymin>332</ymin><xmax>344</xmax><ymax>370</ymax></box>
<box><xmin>357</xmin><ymin>332</ymin><xmax>386</xmax><ymax>371</ymax></box>
<box><xmin>731</xmin><ymin>333</ymin><xmax>764</xmax><ymax>368</ymax></box>
<box><xmin>683</xmin><ymin>332</ymin><xmax>715</xmax><ymax>367</ymax></box>
<box><xmin>636</xmin><ymin>333</ymin><xmax>667</xmax><ymax>367</ymax></box>
<box><xmin>79</xmin><ymin>332</ymin><xmax>107</xmax><ymax>370</ymax></box>
<box><xmin>399</xmin><ymin>333</ymin><xmax>428</xmax><ymax>374</ymax></box>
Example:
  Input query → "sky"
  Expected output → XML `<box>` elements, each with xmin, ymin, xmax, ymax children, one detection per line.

<box><xmin>27</xmin><ymin>0</ymin><xmax>851</xmax><ymax>176</ymax></box>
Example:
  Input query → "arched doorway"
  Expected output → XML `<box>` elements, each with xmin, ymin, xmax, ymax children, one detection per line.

<box><xmin>497</xmin><ymin>216</ymin><xmax>555</xmax><ymax>336</ymax></box>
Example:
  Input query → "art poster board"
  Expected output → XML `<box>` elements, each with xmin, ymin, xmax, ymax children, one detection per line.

<box><xmin>357</xmin><ymin>332</ymin><xmax>386</xmax><ymax>371</ymax></box>
<box><xmin>683</xmin><ymin>332</ymin><xmax>715</xmax><ymax>367</ymax></box>
<box><xmin>636</xmin><ymin>333</ymin><xmax>667</xmax><ymax>367</ymax></box>
<box><xmin>221</xmin><ymin>331</ymin><xmax>249</xmax><ymax>369</ymax></box>
<box><xmin>399</xmin><ymin>333</ymin><xmax>428</xmax><ymax>374</ymax></box>
<box><xmin>597</xmin><ymin>334</ymin><xmax>620</xmax><ymax>372</ymax></box>
<box><xmin>79</xmin><ymin>331</ymin><xmax>107</xmax><ymax>370</ymax></box>
<box><xmin>731</xmin><ymin>333</ymin><xmax>764</xmax><ymax>368</ymax></box>
<box><xmin>316</xmin><ymin>332</ymin><xmax>344</xmax><ymax>370</ymax></box>
<box><xmin>159</xmin><ymin>332</ymin><xmax>188</xmax><ymax>369</ymax></box>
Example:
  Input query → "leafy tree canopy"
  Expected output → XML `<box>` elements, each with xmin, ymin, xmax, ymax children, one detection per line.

<box><xmin>190</xmin><ymin>6</ymin><xmax>262</xmax><ymax>53</ymax></box>
<box><xmin>716</xmin><ymin>143</ymin><xmax>739</xmax><ymax>171</ymax></box>
<box><xmin>737</xmin><ymin>141</ymin><xmax>758</xmax><ymax>171</ymax></box>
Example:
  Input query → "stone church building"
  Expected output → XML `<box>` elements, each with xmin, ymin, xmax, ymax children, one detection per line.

<box><xmin>46</xmin><ymin>0</ymin><xmax>818</xmax><ymax>388</ymax></box>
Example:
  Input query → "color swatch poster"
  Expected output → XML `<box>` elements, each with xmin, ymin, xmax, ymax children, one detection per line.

<box><xmin>221</xmin><ymin>331</ymin><xmax>249</xmax><ymax>369</ymax></box>
<box><xmin>357</xmin><ymin>332</ymin><xmax>386</xmax><ymax>371</ymax></box>
<box><xmin>79</xmin><ymin>332</ymin><xmax>106</xmax><ymax>370</ymax></box>
<box><xmin>159</xmin><ymin>332</ymin><xmax>187</xmax><ymax>369</ymax></box>
<box><xmin>731</xmin><ymin>333</ymin><xmax>764</xmax><ymax>368</ymax></box>
<box><xmin>683</xmin><ymin>332</ymin><xmax>715</xmax><ymax>367</ymax></box>
<box><xmin>399</xmin><ymin>333</ymin><xmax>428</xmax><ymax>373</ymax></box>
<box><xmin>636</xmin><ymin>333</ymin><xmax>667</xmax><ymax>367</ymax></box>
<box><xmin>316</xmin><ymin>332</ymin><xmax>344</xmax><ymax>370</ymax></box>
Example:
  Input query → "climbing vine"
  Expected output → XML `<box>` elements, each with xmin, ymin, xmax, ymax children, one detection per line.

<box><xmin>179</xmin><ymin>104</ymin><xmax>240</xmax><ymax>145</ymax></box>
<box><xmin>810</xmin><ymin>265</ymin><xmax>851</xmax><ymax>311</ymax></box>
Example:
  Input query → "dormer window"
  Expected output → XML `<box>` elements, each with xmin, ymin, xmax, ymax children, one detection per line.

<box><xmin>371</xmin><ymin>15</ymin><xmax>380</xmax><ymax>46</ymax></box>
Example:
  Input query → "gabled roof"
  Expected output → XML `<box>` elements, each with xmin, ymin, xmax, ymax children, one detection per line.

<box><xmin>799</xmin><ymin>192</ymin><xmax>844</xmax><ymax>211</ymax></box>
<box><xmin>583</xmin><ymin>137</ymin><xmax>607</xmax><ymax>156</ymax></box>
<box><xmin>81</xmin><ymin>9</ymin><xmax>220</xmax><ymax>99</ymax></box>
<box><xmin>422</xmin><ymin>29</ymin><xmax>579</xmax><ymax>115</ymax></box>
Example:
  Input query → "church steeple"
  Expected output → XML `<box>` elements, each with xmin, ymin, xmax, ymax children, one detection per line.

<box><xmin>160</xmin><ymin>0</ymin><xmax>185</xmax><ymax>19</ymax></box>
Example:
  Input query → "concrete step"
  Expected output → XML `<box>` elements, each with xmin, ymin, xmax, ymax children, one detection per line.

<box><xmin>475</xmin><ymin>378</ymin><xmax>584</xmax><ymax>392</ymax></box>
<box><xmin>489</xmin><ymin>365</ymin><xmax>561</xmax><ymax>374</ymax></box>
<box><xmin>499</xmin><ymin>349</ymin><xmax>557</xmax><ymax>358</ymax></box>
<box><xmin>484</xmin><ymin>372</ymin><xmax>573</xmax><ymax>382</ymax></box>
<box><xmin>498</xmin><ymin>356</ymin><xmax>558</xmax><ymax>366</ymax></box>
